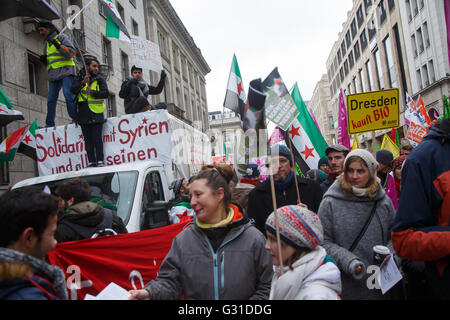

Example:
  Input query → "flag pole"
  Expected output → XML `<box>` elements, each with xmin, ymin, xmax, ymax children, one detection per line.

<box><xmin>269</xmin><ymin>166</ymin><xmax>285</xmax><ymax>275</ymax></box>
<box><xmin>287</xmin><ymin>136</ymin><xmax>301</xmax><ymax>205</ymax></box>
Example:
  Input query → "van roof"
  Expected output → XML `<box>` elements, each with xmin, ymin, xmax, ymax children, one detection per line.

<box><xmin>12</xmin><ymin>160</ymin><xmax>164</xmax><ymax>189</ymax></box>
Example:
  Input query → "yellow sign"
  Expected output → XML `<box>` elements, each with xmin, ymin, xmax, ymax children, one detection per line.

<box><xmin>346</xmin><ymin>88</ymin><xmax>400</xmax><ymax>134</ymax></box>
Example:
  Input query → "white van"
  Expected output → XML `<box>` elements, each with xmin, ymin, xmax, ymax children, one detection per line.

<box><xmin>12</xmin><ymin>160</ymin><xmax>177</xmax><ymax>233</ymax></box>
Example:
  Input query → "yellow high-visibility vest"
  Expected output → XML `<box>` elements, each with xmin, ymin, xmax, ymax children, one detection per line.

<box><xmin>77</xmin><ymin>80</ymin><xmax>105</xmax><ymax>114</ymax></box>
<box><xmin>46</xmin><ymin>37</ymin><xmax>76</xmax><ymax>71</ymax></box>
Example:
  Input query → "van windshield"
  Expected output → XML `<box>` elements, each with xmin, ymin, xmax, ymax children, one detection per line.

<box><xmin>17</xmin><ymin>171</ymin><xmax>138</xmax><ymax>225</ymax></box>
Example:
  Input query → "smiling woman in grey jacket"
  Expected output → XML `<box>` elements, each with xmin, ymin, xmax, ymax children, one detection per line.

<box><xmin>129</xmin><ymin>165</ymin><xmax>273</xmax><ymax>300</ymax></box>
<box><xmin>318</xmin><ymin>149</ymin><xmax>396</xmax><ymax>300</ymax></box>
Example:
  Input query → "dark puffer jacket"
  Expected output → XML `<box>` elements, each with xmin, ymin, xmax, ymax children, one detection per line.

<box><xmin>247</xmin><ymin>172</ymin><xmax>323</xmax><ymax>234</ymax></box>
<box><xmin>55</xmin><ymin>201</ymin><xmax>128</xmax><ymax>243</ymax></box>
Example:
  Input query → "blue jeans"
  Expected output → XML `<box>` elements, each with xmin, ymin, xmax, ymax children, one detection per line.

<box><xmin>46</xmin><ymin>76</ymin><xmax>76</xmax><ymax>127</ymax></box>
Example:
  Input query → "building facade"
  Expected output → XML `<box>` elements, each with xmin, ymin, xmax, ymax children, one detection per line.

<box><xmin>325</xmin><ymin>0</ymin><xmax>413</xmax><ymax>150</ymax></box>
<box><xmin>314</xmin><ymin>0</ymin><xmax>449</xmax><ymax>149</ymax></box>
<box><xmin>208</xmin><ymin>111</ymin><xmax>241</xmax><ymax>157</ymax></box>
<box><xmin>398</xmin><ymin>0</ymin><xmax>450</xmax><ymax>118</ymax></box>
<box><xmin>0</xmin><ymin>0</ymin><xmax>210</xmax><ymax>187</ymax></box>
<box><xmin>308</xmin><ymin>74</ymin><xmax>336</xmax><ymax>145</ymax></box>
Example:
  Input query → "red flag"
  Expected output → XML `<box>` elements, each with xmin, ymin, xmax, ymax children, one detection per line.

<box><xmin>47</xmin><ymin>220</ymin><xmax>191</xmax><ymax>300</ymax></box>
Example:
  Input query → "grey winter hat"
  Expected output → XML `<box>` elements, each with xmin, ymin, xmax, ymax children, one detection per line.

<box><xmin>344</xmin><ymin>149</ymin><xmax>378</xmax><ymax>177</ymax></box>
<box><xmin>325</xmin><ymin>144</ymin><xmax>350</xmax><ymax>156</ymax></box>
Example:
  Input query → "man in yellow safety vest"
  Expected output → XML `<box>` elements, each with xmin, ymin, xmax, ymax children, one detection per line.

<box><xmin>38</xmin><ymin>20</ymin><xmax>77</xmax><ymax>128</ymax></box>
<box><xmin>70</xmin><ymin>57</ymin><xmax>109</xmax><ymax>167</ymax></box>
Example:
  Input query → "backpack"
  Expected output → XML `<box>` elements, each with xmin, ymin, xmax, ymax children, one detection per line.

<box><xmin>59</xmin><ymin>209</ymin><xmax>118</xmax><ymax>239</ymax></box>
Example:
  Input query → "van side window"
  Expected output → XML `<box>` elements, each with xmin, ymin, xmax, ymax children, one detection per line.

<box><xmin>142</xmin><ymin>171</ymin><xmax>165</xmax><ymax>209</ymax></box>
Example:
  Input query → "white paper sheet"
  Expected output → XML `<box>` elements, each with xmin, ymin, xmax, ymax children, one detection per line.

<box><xmin>378</xmin><ymin>254</ymin><xmax>403</xmax><ymax>295</ymax></box>
<box><xmin>84</xmin><ymin>282</ymin><xmax>131</xmax><ymax>300</ymax></box>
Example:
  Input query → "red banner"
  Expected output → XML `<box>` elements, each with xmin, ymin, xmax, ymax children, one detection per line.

<box><xmin>47</xmin><ymin>220</ymin><xmax>192</xmax><ymax>300</ymax></box>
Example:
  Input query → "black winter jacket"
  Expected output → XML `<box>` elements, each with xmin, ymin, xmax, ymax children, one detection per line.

<box><xmin>247</xmin><ymin>174</ymin><xmax>324</xmax><ymax>234</ymax></box>
<box><xmin>119</xmin><ymin>75</ymin><xmax>165</xmax><ymax>114</ymax></box>
<box><xmin>55</xmin><ymin>201</ymin><xmax>128</xmax><ymax>243</ymax></box>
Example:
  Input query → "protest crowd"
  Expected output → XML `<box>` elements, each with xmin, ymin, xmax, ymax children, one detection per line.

<box><xmin>0</xmin><ymin>5</ymin><xmax>449</xmax><ymax>303</ymax></box>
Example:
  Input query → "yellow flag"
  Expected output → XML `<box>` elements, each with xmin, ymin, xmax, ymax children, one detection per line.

<box><xmin>380</xmin><ymin>134</ymin><xmax>399</xmax><ymax>158</ymax></box>
<box><xmin>352</xmin><ymin>134</ymin><xmax>360</xmax><ymax>150</ymax></box>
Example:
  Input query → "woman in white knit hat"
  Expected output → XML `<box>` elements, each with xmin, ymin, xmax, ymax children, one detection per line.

<box><xmin>317</xmin><ymin>149</ymin><xmax>397</xmax><ymax>300</ymax></box>
<box><xmin>265</xmin><ymin>205</ymin><xmax>341</xmax><ymax>300</ymax></box>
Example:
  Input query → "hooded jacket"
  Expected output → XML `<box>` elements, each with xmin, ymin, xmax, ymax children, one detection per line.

<box><xmin>144</xmin><ymin>205</ymin><xmax>273</xmax><ymax>300</ymax></box>
<box><xmin>247</xmin><ymin>172</ymin><xmax>323</xmax><ymax>234</ymax></box>
<box><xmin>392</xmin><ymin>122</ymin><xmax>450</xmax><ymax>298</ymax></box>
<box><xmin>44</xmin><ymin>31</ymin><xmax>77</xmax><ymax>82</ymax></box>
<box><xmin>55</xmin><ymin>201</ymin><xmax>128</xmax><ymax>243</ymax></box>
<box><xmin>0</xmin><ymin>248</ymin><xmax>67</xmax><ymax>300</ymax></box>
<box><xmin>269</xmin><ymin>246</ymin><xmax>341</xmax><ymax>300</ymax></box>
<box><xmin>318</xmin><ymin>179</ymin><xmax>396</xmax><ymax>300</ymax></box>
<box><xmin>119</xmin><ymin>75</ymin><xmax>165</xmax><ymax>114</ymax></box>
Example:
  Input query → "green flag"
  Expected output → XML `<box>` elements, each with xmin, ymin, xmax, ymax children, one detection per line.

<box><xmin>0</xmin><ymin>87</ymin><xmax>24</xmax><ymax>126</ymax></box>
<box><xmin>100</xmin><ymin>0</ymin><xmax>131</xmax><ymax>42</ymax></box>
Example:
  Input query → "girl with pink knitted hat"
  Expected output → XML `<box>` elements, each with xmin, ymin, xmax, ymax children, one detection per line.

<box><xmin>265</xmin><ymin>205</ymin><xmax>341</xmax><ymax>300</ymax></box>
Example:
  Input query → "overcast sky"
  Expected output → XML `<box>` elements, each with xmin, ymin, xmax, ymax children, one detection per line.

<box><xmin>169</xmin><ymin>0</ymin><xmax>354</xmax><ymax>113</ymax></box>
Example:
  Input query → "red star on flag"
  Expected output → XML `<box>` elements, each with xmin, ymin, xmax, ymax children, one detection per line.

<box><xmin>289</xmin><ymin>125</ymin><xmax>300</xmax><ymax>139</ymax></box>
<box><xmin>121</xmin><ymin>149</ymin><xmax>125</xmax><ymax>154</ymax></box>
<box><xmin>79</xmin><ymin>134</ymin><xmax>84</xmax><ymax>140</ymax></box>
<box><xmin>237</xmin><ymin>81</ymin><xmax>243</xmax><ymax>97</ymax></box>
<box><xmin>23</xmin><ymin>135</ymin><xmax>32</xmax><ymax>144</ymax></box>
<box><xmin>56</xmin><ymin>137</ymin><xmax>61</xmax><ymax>143</ymax></box>
<box><xmin>301</xmin><ymin>145</ymin><xmax>315</xmax><ymax>160</ymax></box>
<box><xmin>142</xmin><ymin>118</ymin><xmax>148</xmax><ymax>124</ymax></box>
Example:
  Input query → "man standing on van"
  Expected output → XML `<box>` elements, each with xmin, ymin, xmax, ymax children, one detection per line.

<box><xmin>119</xmin><ymin>66</ymin><xmax>167</xmax><ymax>114</ymax></box>
<box><xmin>38</xmin><ymin>20</ymin><xmax>77</xmax><ymax>127</ymax></box>
<box><xmin>71</xmin><ymin>57</ymin><xmax>109</xmax><ymax>168</ymax></box>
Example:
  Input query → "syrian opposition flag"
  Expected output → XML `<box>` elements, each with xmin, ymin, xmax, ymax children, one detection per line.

<box><xmin>100</xmin><ymin>0</ymin><xmax>131</xmax><ymax>42</ymax></box>
<box><xmin>223</xmin><ymin>54</ymin><xmax>246</xmax><ymax>121</ymax></box>
<box><xmin>0</xmin><ymin>124</ymin><xmax>29</xmax><ymax>164</ymax></box>
<box><xmin>18</xmin><ymin>119</ymin><xmax>38</xmax><ymax>160</ymax></box>
<box><xmin>287</xmin><ymin>83</ymin><xmax>328</xmax><ymax>172</ymax></box>
<box><xmin>0</xmin><ymin>87</ymin><xmax>24</xmax><ymax>126</ymax></box>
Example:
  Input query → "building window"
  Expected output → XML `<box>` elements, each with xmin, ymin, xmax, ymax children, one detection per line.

<box><xmin>359</xmin><ymin>68</ymin><xmax>367</xmax><ymax>92</ymax></box>
<box><xmin>360</xmin><ymin>29</ymin><xmax>368</xmax><ymax>51</ymax></box>
<box><xmin>406</xmin><ymin>0</ymin><xmax>413</xmax><ymax>22</ymax></box>
<box><xmin>354</xmin><ymin>40</ymin><xmax>361</xmax><ymax>61</ymax></box>
<box><xmin>102</xmin><ymin>36</ymin><xmax>112</xmax><ymax>68</ymax></box>
<box><xmin>412</xmin><ymin>0</ymin><xmax>419</xmax><ymax>16</ymax></box>
<box><xmin>349</xmin><ymin>51</ymin><xmax>355</xmax><ymax>69</ymax></box>
<box><xmin>353</xmin><ymin>76</ymin><xmax>359</xmax><ymax>94</ymax></box>
<box><xmin>374</xmin><ymin>49</ymin><xmax>384</xmax><ymax>90</ymax></box>
<box><xmin>377</xmin><ymin>0</ymin><xmax>387</xmax><ymax>26</ymax></box>
<box><xmin>158</xmin><ymin>30</ymin><xmax>168</xmax><ymax>57</ymax></box>
<box><xmin>363</xmin><ymin>0</ymin><xmax>372</xmax><ymax>16</ymax></box>
<box><xmin>383</xmin><ymin>35</ymin><xmax>397</xmax><ymax>88</ymax></box>
<box><xmin>411</xmin><ymin>34</ymin><xmax>418</xmax><ymax>58</ymax></box>
<box><xmin>366</xmin><ymin>60</ymin><xmax>375</xmax><ymax>91</ymax></box>
<box><xmin>416</xmin><ymin>69</ymin><xmax>422</xmax><ymax>90</ymax></box>
<box><xmin>121</xmin><ymin>51</ymin><xmax>129</xmax><ymax>81</ymax></box>
<box><xmin>329</xmin><ymin>115</ymin><xmax>335</xmax><ymax>129</ymax></box>
<box><xmin>388</xmin><ymin>0</ymin><xmax>395</xmax><ymax>11</ymax></box>
<box><xmin>423</xmin><ymin>22</ymin><xmax>430</xmax><ymax>48</ymax></box>
<box><xmin>357</xmin><ymin>5</ymin><xmax>364</xmax><ymax>27</ymax></box>
<box><xmin>27</xmin><ymin>53</ymin><xmax>47</xmax><ymax>97</ymax></box>
<box><xmin>341</xmin><ymin>41</ymin><xmax>346</xmax><ymax>56</ymax></box>
<box><xmin>337</xmin><ymin>49</ymin><xmax>342</xmax><ymax>64</ymax></box>
<box><xmin>346</xmin><ymin>30</ymin><xmax>352</xmax><ymax>48</ymax></box>
<box><xmin>107</xmin><ymin>94</ymin><xmax>116</xmax><ymax>118</ymax></box>
<box><xmin>132</xmin><ymin>19</ymin><xmax>138</xmax><ymax>36</ymax></box>
<box><xmin>98</xmin><ymin>0</ymin><xmax>106</xmax><ymax>18</ymax></box>
<box><xmin>422</xmin><ymin>64</ymin><xmax>429</xmax><ymax>87</ymax></box>
<box><xmin>117</xmin><ymin>2</ymin><xmax>125</xmax><ymax>22</ymax></box>
<box><xmin>368</xmin><ymin>15</ymin><xmax>376</xmax><ymax>40</ymax></box>
<box><xmin>416</xmin><ymin>27</ymin><xmax>425</xmax><ymax>54</ymax></box>
<box><xmin>428</xmin><ymin>60</ymin><xmax>435</xmax><ymax>83</ymax></box>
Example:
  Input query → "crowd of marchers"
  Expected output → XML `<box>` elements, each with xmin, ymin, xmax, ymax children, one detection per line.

<box><xmin>1</xmin><ymin>117</ymin><xmax>449</xmax><ymax>300</ymax></box>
